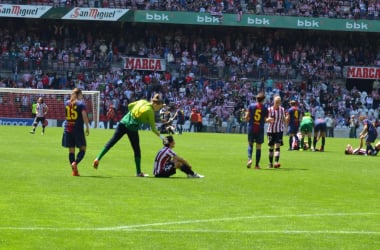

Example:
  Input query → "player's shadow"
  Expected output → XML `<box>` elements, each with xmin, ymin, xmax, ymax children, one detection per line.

<box><xmin>78</xmin><ymin>175</ymin><xmax>113</xmax><ymax>178</ymax></box>
<box><xmin>263</xmin><ymin>168</ymin><xmax>309</xmax><ymax>171</ymax></box>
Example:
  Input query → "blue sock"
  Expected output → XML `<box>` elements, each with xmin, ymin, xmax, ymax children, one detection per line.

<box><xmin>248</xmin><ymin>144</ymin><xmax>253</xmax><ymax>159</ymax></box>
<box><xmin>255</xmin><ymin>149</ymin><xmax>261</xmax><ymax>166</ymax></box>
<box><xmin>76</xmin><ymin>150</ymin><xmax>85</xmax><ymax>164</ymax></box>
<box><xmin>69</xmin><ymin>153</ymin><xmax>75</xmax><ymax>164</ymax></box>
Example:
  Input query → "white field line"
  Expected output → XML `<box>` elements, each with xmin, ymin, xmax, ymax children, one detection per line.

<box><xmin>0</xmin><ymin>212</ymin><xmax>379</xmax><ymax>234</ymax></box>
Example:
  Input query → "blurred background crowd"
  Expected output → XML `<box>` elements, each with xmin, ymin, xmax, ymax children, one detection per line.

<box><xmin>0</xmin><ymin>1</ymin><xmax>379</xmax><ymax>132</ymax></box>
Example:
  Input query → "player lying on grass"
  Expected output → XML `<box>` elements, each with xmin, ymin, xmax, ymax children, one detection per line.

<box><xmin>344</xmin><ymin>137</ymin><xmax>380</xmax><ymax>156</ymax></box>
<box><xmin>153</xmin><ymin>135</ymin><xmax>204</xmax><ymax>178</ymax></box>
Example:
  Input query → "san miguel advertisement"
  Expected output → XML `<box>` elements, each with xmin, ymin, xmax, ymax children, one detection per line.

<box><xmin>62</xmin><ymin>7</ymin><xmax>128</xmax><ymax>21</ymax></box>
<box><xmin>122</xmin><ymin>57</ymin><xmax>166</xmax><ymax>71</ymax></box>
<box><xmin>346</xmin><ymin>66</ymin><xmax>380</xmax><ymax>79</ymax></box>
<box><xmin>0</xmin><ymin>4</ymin><xmax>51</xmax><ymax>18</ymax></box>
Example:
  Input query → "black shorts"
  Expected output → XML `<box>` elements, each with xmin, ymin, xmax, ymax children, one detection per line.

<box><xmin>288</xmin><ymin>125</ymin><xmax>299</xmax><ymax>135</ymax></box>
<box><xmin>314</xmin><ymin>123</ymin><xmax>327</xmax><ymax>133</ymax></box>
<box><xmin>62</xmin><ymin>130</ymin><xmax>86</xmax><ymax>148</ymax></box>
<box><xmin>155</xmin><ymin>162</ymin><xmax>176</xmax><ymax>177</ymax></box>
<box><xmin>248</xmin><ymin>131</ymin><xmax>264</xmax><ymax>144</ymax></box>
<box><xmin>34</xmin><ymin>117</ymin><xmax>45</xmax><ymax>125</ymax></box>
<box><xmin>267</xmin><ymin>132</ymin><xmax>284</xmax><ymax>146</ymax></box>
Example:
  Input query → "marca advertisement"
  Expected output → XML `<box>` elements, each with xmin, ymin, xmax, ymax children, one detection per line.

<box><xmin>345</xmin><ymin>66</ymin><xmax>380</xmax><ymax>79</ymax></box>
<box><xmin>122</xmin><ymin>56</ymin><xmax>166</xmax><ymax>71</ymax></box>
<box><xmin>0</xmin><ymin>4</ymin><xmax>51</xmax><ymax>18</ymax></box>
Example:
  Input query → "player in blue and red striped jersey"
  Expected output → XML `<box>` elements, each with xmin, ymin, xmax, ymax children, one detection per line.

<box><xmin>153</xmin><ymin>135</ymin><xmax>204</xmax><ymax>178</ymax></box>
<box><xmin>61</xmin><ymin>88</ymin><xmax>90</xmax><ymax>176</ymax></box>
<box><xmin>358</xmin><ymin>116</ymin><xmax>379</xmax><ymax>155</ymax></box>
<box><xmin>313</xmin><ymin>117</ymin><xmax>327</xmax><ymax>151</ymax></box>
<box><xmin>267</xmin><ymin>95</ymin><xmax>287</xmax><ymax>168</ymax></box>
<box><xmin>286</xmin><ymin>100</ymin><xmax>300</xmax><ymax>150</ymax></box>
<box><xmin>245</xmin><ymin>92</ymin><xmax>269</xmax><ymax>169</ymax></box>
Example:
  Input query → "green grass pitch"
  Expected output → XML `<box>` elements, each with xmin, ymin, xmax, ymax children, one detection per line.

<box><xmin>0</xmin><ymin>126</ymin><xmax>379</xmax><ymax>249</ymax></box>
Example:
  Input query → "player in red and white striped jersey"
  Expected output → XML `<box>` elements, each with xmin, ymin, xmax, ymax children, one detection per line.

<box><xmin>153</xmin><ymin>136</ymin><xmax>204</xmax><ymax>178</ymax></box>
<box><xmin>267</xmin><ymin>96</ymin><xmax>287</xmax><ymax>168</ymax></box>
<box><xmin>29</xmin><ymin>97</ymin><xmax>48</xmax><ymax>135</ymax></box>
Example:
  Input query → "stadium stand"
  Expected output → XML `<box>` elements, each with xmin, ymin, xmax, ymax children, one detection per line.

<box><xmin>0</xmin><ymin>3</ymin><xmax>379</xmax><ymax>132</ymax></box>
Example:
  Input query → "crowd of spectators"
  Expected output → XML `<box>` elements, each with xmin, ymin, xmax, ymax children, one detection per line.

<box><xmin>7</xmin><ymin>0</ymin><xmax>380</xmax><ymax>20</ymax></box>
<box><xmin>0</xmin><ymin>18</ymin><xmax>379</xmax><ymax>131</ymax></box>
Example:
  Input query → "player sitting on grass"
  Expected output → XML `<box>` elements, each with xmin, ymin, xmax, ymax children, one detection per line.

<box><xmin>153</xmin><ymin>135</ymin><xmax>204</xmax><ymax>178</ymax></box>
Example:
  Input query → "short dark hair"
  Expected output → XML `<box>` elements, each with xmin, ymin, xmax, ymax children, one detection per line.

<box><xmin>290</xmin><ymin>100</ymin><xmax>297</xmax><ymax>106</ymax></box>
<box><xmin>256</xmin><ymin>92</ymin><xmax>265</xmax><ymax>103</ymax></box>
<box><xmin>163</xmin><ymin>135</ymin><xmax>174</xmax><ymax>146</ymax></box>
<box><xmin>152</xmin><ymin>93</ymin><xmax>163</xmax><ymax>104</ymax></box>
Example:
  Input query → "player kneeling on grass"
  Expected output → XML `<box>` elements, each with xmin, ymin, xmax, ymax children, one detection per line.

<box><xmin>153</xmin><ymin>135</ymin><xmax>204</xmax><ymax>178</ymax></box>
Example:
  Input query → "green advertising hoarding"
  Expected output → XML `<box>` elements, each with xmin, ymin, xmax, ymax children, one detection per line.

<box><xmin>0</xmin><ymin>5</ymin><xmax>378</xmax><ymax>32</ymax></box>
<box><xmin>134</xmin><ymin>10</ymin><xmax>380</xmax><ymax>33</ymax></box>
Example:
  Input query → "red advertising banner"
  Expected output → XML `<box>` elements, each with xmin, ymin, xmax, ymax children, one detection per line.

<box><xmin>123</xmin><ymin>57</ymin><xmax>166</xmax><ymax>71</ymax></box>
<box><xmin>346</xmin><ymin>66</ymin><xmax>380</xmax><ymax>79</ymax></box>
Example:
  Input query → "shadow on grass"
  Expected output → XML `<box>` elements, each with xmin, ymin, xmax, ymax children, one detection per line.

<box><xmin>77</xmin><ymin>175</ymin><xmax>114</xmax><ymax>178</ymax></box>
<box><xmin>77</xmin><ymin>175</ymin><xmax>195</xmax><ymax>179</ymax></box>
<box><xmin>261</xmin><ymin>168</ymin><xmax>309</xmax><ymax>171</ymax></box>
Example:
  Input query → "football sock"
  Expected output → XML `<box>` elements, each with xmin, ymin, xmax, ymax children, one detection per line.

<box><xmin>135</xmin><ymin>156</ymin><xmax>141</xmax><ymax>174</ymax></box>
<box><xmin>269</xmin><ymin>148</ymin><xmax>274</xmax><ymax>164</ymax></box>
<box><xmin>308</xmin><ymin>137</ymin><xmax>312</xmax><ymax>149</ymax></box>
<box><xmin>366</xmin><ymin>145</ymin><xmax>374</xmax><ymax>154</ymax></box>
<box><xmin>248</xmin><ymin>144</ymin><xmax>253</xmax><ymax>159</ymax></box>
<box><xmin>300</xmin><ymin>139</ymin><xmax>304</xmax><ymax>149</ymax></box>
<box><xmin>275</xmin><ymin>148</ymin><xmax>280</xmax><ymax>162</ymax></box>
<box><xmin>76</xmin><ymin>150</ymin><xmax>85</xmax><ymax>164</ymax></box>
<box><xmin>321</xmin><ymin>137</ymin><xmax>325</xmax><ymax>148</ymax></box>
<box><xmin>180</xmin><ymin>164</ymin><xmax>195</xmax><ymax>175</ymax></box>
<box><xmin>96</xmin><ymin>147</ymin><xmax>109</xmax><ymax>161</ymax></box>
<box><xmin>295</xmin><ymin>136</ymin><xmax>299</xmax><ymax>146</ymax></box>
<box><xmin>313</xmin><ymin>137</ymin><xmax>317</xmax><ymax>148</ymax></box>
<box><xmin>255</xmin><ymin>149</ymin><xmax>261</xmax><ymax>166</ymax></box>
<box><xmin>69</xmin><ymin>153</ymin><xmax>75</xmax><ymax>164</ymax></box>
<box><xmin>289</xmin><ymin>136</ymin><xmax>293</xmax><ymax>149</ymax></box>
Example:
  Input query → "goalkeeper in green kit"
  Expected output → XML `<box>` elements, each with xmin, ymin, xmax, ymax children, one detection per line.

<box><xmin>93</xmin><ymin>94</ymin><xmax>164</xmax><ymax>177</ymax></box>
<box><xmin>299</xmin><ymin>112</ymin><xmax>313</xmax><ymax>151</ymax></box>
